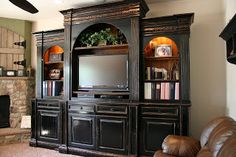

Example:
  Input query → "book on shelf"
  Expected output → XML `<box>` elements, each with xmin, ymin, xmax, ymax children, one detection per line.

<box><xmin>48</xmin><ymin>80</ymin><xmax>52</xmax><ymax>96</ymax></box>
<box><xmin>160</xmin><ymin>82</ymin><xmax>165</xmax><ymax>99</ymax></box>
<box><xmin>144</xmin><ymin>82</ymin><xmax>152</xmax><ymax>99</ymax></box>
<box><xmin>43</xmin><ymin>80</ymin><xmax>63</xmax><ymax>97</ymax></box>
<box><xmin>144</xmin><ymin>81</ymin><xmax>180</xmax><ymax>100</ymax></box>
<box><xmin>43</xmin><ymin>81</ymin><xmax>47</xmax><ymax>96</ymax></box>
<box><xmin>156</xmin><ymin>83</ymin><xmax>161</xmax><ymax>100</ymax></box>
<box><xmin>146</xmin><ymin>67</ymin><xmax>151</xmax><ymax>80</ymax></box>
<box><xmin>169</xmin><ymin>82</ymin><xmax>175</xmax><ymax>99</ymax></box>
<box><xmin>175</xmin><ymin>82</ymin><xmax>179</xmax><ymax>100</ymax></box>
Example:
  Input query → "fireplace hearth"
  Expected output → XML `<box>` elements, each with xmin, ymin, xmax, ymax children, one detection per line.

<box><xmin>0</xmin><ymin>95</ymin><xmax>10</xmax><ymax>128</ymax></box>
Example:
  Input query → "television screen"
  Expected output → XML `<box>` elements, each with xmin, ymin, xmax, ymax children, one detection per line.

<box><xmin>78</xmin><ymin>54</ymin><xmax>128</xmax><ymax>91</ymax></box>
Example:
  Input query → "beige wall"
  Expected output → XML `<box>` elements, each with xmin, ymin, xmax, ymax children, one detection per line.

<box><xmin>146</xmin><ymin>0</ymin><xmax>226</xmax><ymax>138</ymax></box>
<box><xmin>31</xmin><ymin>0</ymin><xmax>228</xmax><ymax>138</ymax></box>
<box><xmin>224</xmin><ymin>0</ymin><xmax>236</xmax><ymax>120</ymax></box>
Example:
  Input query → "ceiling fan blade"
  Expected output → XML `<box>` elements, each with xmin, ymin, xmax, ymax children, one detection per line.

<box><xmin>9</xmin><ymin>0</ymin><xmax>38</xmax><ymax>14</ymax></box>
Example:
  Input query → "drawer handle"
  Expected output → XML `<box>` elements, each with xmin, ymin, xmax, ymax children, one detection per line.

<box><xmin>110</xmin><ymin>108</ymin><xmax>114</xmax><ymax>111</ymax></box>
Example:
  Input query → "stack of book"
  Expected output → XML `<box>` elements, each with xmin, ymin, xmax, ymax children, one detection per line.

<box><xmin>144</xmin><ymin>82</ymin><xmax>179</xmax><ymax>100</ymax></box>
<box><xmin>43</xmin><ymin>81</ymin><xmax>63</xmax><ymax>96</ymax></box>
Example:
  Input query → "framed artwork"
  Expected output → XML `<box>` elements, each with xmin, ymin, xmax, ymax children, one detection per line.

<box><xmin>155</xmin><ymin>44</ymin><xmax>172</xmax><ymax>57</ymax></box>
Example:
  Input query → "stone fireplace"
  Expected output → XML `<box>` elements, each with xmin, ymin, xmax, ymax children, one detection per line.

<box><xmin>0</xmin><ymin>77</ymin><xmax>35</xmax><ymax>128</ymax></box>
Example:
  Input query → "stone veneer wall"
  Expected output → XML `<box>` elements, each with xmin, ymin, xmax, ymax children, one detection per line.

<box><xmin>0</xmin><ymin>77</ymin><xmax>35</xmax><ymax>128</ymax></box>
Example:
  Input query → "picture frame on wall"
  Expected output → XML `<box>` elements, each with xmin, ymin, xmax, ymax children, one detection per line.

<box><xmin>154</xmin><ymin>44</ymin><xmax>172</xmax><ymax>57</ymax></box>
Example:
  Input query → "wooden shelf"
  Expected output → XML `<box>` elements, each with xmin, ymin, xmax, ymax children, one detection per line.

<box><xmin>73</xmin><ymin>44</ymin><xmax>129</xmax><ymax>55</ymax></box>
<box><xmin>44</xmin><ymin>61</ymin><xmax>64</xmax><ymax>64</ymax></box>
<box><xmin>145</xmin><ymin>79</ymin><xmax>179</xmax><ymax>82</ymax></box>
<box><xmin>73</xmin><ymin>90</ymin><xmax>130</xmax><ymax>95</ymax></box>
<box><xmin>0</xmin><ymin>77</ymin><xmax>34</xmax><ymax>80</ymax></box>
<box><xmin>74</xmin><ymin>44</ymin><xmax>128</xmax><ymax>50</ymax></box>
<box><xmin>143</xmin><ymin>99</ymin><xmax>181</xmax><ymax>104</ymax></box>
<box><xmin>145</xmin><ymin>56</ymin><xmax>179</xmax><ymax>61</ymax></box>
<box><xmin>44</xmin><ymin>79</ymin><xmax>64</xmax><ymax>81</ymax></box>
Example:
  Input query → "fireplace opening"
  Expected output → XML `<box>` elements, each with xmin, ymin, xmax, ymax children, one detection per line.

<box><xmin>0</xmin><ymin>95</ymin><xmax>10</xmax><ymax>128</ymax></box>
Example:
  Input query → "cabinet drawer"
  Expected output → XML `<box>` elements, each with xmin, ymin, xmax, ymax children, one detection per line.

<box><xmin>141</xmin><ymin>107</ymin><xmax>178</xmax><ymax>117</ymax></box>
<box><xmin>96</xmin><ymin>105</ymin><xmax>127</xmax><ymax>115</ymax></box>
<box><xmin>37</xmin><ymin>102</ymin><xmax>60</xmax><ymax>110</ymax></box>
<box><xmin>69</xmin><ymin>104</ymin><xmax>95</xmax><ymax>113</ymax></box>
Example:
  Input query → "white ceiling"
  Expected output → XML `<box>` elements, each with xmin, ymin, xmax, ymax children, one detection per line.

<box><xmin>1</xmin><ymin>0</ymin><xmax>179</xmax><ymax>22</ymax></box>
<box><xmin>0</xmin><ymin>0</ymin><xmax>169</xmax><ymax>21</ymax></box>
<box><xmin>0</xmin><ymin>0</ymin><xmax>127</xmax><ymax>21</ymax></box>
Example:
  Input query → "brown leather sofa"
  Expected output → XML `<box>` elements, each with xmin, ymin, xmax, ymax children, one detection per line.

<box><xmin>154</xmin><ymin>116</ymin><xmax>236</xmax><ymax>157</ymax></box>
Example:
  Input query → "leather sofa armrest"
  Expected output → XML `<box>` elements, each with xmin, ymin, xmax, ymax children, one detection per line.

<box><xmin>161</xmin><ymin>135</ymin><xmax>201</xmax><ymax>157</ymax></box>
<box><xmin>153</xmin><ymin>150</ymin><xmax>177</xmax><ymax>157</ymax></box>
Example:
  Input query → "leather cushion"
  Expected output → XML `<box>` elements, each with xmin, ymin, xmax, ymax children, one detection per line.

<box><xmin>200</xmin><ymin>116</ymin><xmax>234</xmax><ymax>147</ymax></box>
<box><xmin>217</xmin><ymin>134</ymin><xmax>236</xmax><ymax>157</ymax></box>
<box><xmin>196</xmin><ymin>146</ymin><xmax>212</xmax><ymax>157</ymax></box>
<box><xmin>207</xmin><ymin>120</ymin><xmax>236</xmax><ymax>157</ymax></box>
<box><xmin>161</xmin><ymin>135</ymin><xmax>200</xmax><ymax>157</ymax></box>
<box><xmin>153</xmin><ymin>150</ymin><xmax>176</xmax><ymax>157</ymax></box>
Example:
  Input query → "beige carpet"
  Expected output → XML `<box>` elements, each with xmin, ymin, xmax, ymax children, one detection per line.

<box><xmin>0</xmin><ymin>143</ymin><xmax>80</xmax><ymax>157</ymax></box>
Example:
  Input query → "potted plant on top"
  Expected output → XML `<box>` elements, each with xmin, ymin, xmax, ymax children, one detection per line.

<box><xmin>79</xmin><ymin>28</ymin><xmax>118</xmax><ymax>47</ymax></box>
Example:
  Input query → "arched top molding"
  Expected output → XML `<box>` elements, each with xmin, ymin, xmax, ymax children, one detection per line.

<box><xmin>60</xmin><ymin>0</ymin><xmax>149</xmax><ymax>25</ymax></box>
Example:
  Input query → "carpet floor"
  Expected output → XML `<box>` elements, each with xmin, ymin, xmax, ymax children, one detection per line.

<box><xmin>0</xmin><ymin>143</ymin><xmax>81</xmax><ymax>157</ymax></box>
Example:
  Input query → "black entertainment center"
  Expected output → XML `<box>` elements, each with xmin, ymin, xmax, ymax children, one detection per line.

<box><xmin>30</xmin><ymin>0</ymin><xmax>194</xmax><ymax>156</ymax></box>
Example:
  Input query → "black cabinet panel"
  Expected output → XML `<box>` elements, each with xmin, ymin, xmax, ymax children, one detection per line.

<box><xmin>97</xmin><ymin>116</ymin><xmax>128</xmax><ymax>154</ymax></box>
<box><xmin>37</xmin><ymin>108</ymin><xmax>61</xmax><ymax>144</ymax></box>
<box><xmin>72</xmin><ymin>118</ymin><xmax>92</xmax><ymax>144</ymax></box>
<box><xmin>68</xmin><ymin>113</ymin><xmax>95</xmax><ymax>149</ymax></box>
<box><xmin>140</xmin><ymin>117</ymin><xmax>178</xmax><ymax>156</ymax></box>
<box><xmin>34</xmin><ymin>100</ymin><xmax>63</xmax><ymax>148</ymax></box>
<box><xmin>40</xmin><ymin>112</ymin><xmax>59</xmax><ymax>138</ymax></box>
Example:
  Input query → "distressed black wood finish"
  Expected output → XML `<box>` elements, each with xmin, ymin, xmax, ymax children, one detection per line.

<box><xmin>141</xmin><ymin>13</ymin><xmax>194</xmax><ymax>102</ymax></box>
<box><xmin>30</xmin><ymin>99</ymin><xmax>37</xmax><ymax>147</ymax></box>
<box><xmin>139</xmin><ymin>13</ymin><xmax>194</xmax><ymax>156</ymax></box>
<box><xmin>139</xmin><ymin>104</ymin><xmax>188</xmax><ymax>156</ymax></box>
<box><xmin>33</xmin><ymin>29</ymin><xmax>64</xmax><ymax>98</ymax></box>
<box><xmin>60</xmin><ymin>1</ymin><xmax>148</xmax><ymax>155</ymax></box>
<box><xmin>60</xmin><ymin>0</ymin><xmax>148</xmax><ymax>26</ymax></box>
<box><xmin>142</xmin><ymin>13</ymin><xmax>194</xmax><ymax>36</ymax></box>
<box><xmin>31</xmin><ymin>1</ymin><xmax>194</xmax><ymax>157</ymax></box>
<box><xmin>68</xmin><ymin>102</ymin><xmax>96</xmax><ymax>150</ymax></box>
<box><xmin>220</xmin><ymin>13</ymin><xmax>236</xmax><ymax>64</ymax></box>
<box><xmin>31</xmin><ymin>29</ymin><xmax>66</xmax><ymax>150</ymax></box>
<box><xmin>61</xmin><ymin>0</ymin><xmax>148</xmax><ymax>102</ymax></box>
<box><xmin>66</xmin><ymin>101</ymin><xmax>136</xmax><ymax>157</ymax></box>
<box><xmin>96</xmin><ymin>104</ymin><xmax>129</xmax><ymax>155</ymax></box>
<box><xmin>30</xmin><ymin>99</ymin><xmax>65</xmax><ymax>149</ymax></box>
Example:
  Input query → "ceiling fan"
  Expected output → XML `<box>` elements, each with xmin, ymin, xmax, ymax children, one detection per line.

<box><xmin>9</xmin><ymin>0</ymin><xmax>38</xmax><ymax>14</ymax></box>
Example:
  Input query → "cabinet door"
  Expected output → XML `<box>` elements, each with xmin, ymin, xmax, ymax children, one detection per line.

<box><xmin>140</xmin><ymin>117</ymin><xmax>178</xmax><ymax>156</ymax></box>
<box><xmin>68</xmin><ymin>113</ymin><xmax>95</xmax><ymax>149</ymax></box>
<box><xmin>97</xmin><ymin>116</ymin><xmax>128</xmax><ymax>154</ymax></box>
<box><xmin>37</xmin><ymin>110</ymin><xmax>61</xmax><ymax>143</ymax></box>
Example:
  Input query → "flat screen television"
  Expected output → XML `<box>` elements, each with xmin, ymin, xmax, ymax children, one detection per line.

<box><xmin>78</xmin><ymin>54</ymin><xmax>128</xmax><ymax>91</ymax></box>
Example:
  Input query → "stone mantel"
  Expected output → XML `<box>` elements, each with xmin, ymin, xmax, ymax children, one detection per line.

<box><xmin>0</xmin><ymin>77</ymin><xmax>34</xmax><ymax>80</ymax></box>
<box><xmin>0</xmin><ymin>77</ymin><xmax>35</xmax><ymax>128</ymax></box>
